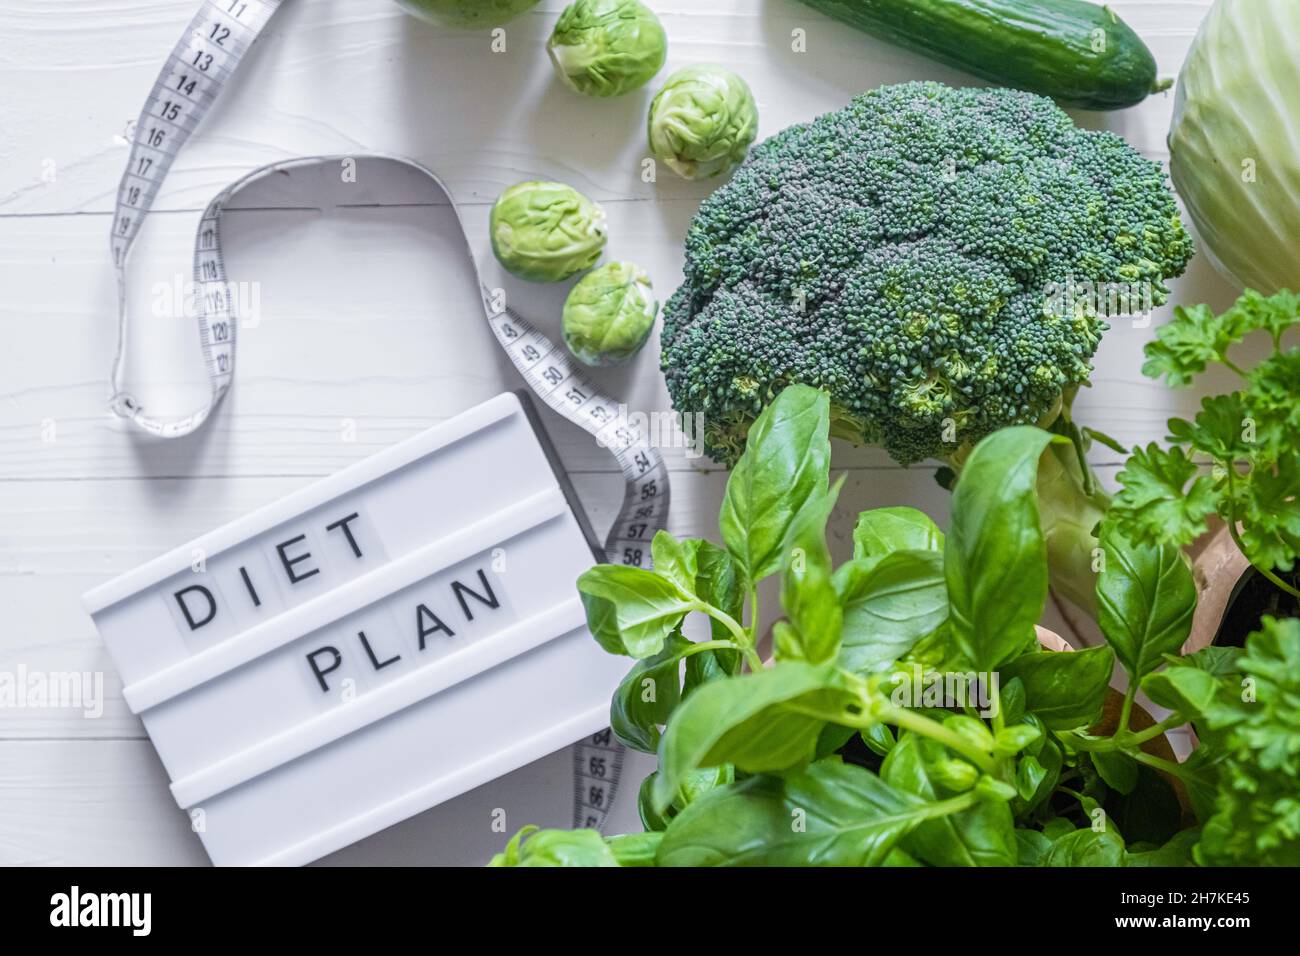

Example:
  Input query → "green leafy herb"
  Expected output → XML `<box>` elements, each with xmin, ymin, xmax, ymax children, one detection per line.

<box><xmin>779</xmin><ymin>478</ymin><xmax>845</xmax><ymax>664</ymax></box>
<box><xmin>1095</xmin><ymin>525</ymin><xmax>1197</xmax><ymax>684</ymax></box>
<box><xmin>655</xmin><ymin>761</ymin><xmax>940</xmax><ymax>867</ymax></box>
<box><xmin>945</xmin><ymin>427</ymin><xmax>1063</xmax><ymax>671</ymax></box>
<box><xmin>653</xmin><ymin>662</ymin><xmax>858</xmax><ymax>812</ymax></box>
<box><xmin>577</xmin><ymin>564</ymin><xmax>696</xmax><ymax>658</ymax></box>
<box><xmin>718</xmin><ymin>384</ymin><xmax>830</xmax><ymax>584</ymax></box>
<box><xmin>495</xmin><ymin>382</ymin><xmax>1300</xmax><ymax>868</ymax></box>
<box><xmin>835</xmin><ymin>550</ymin><xmax>948</xmax><ymax>674</ymax></box>
<box><xmin>852</xmin><ymin>507</ymin><xmax>944</xmax><ymax>564</ymax></box>
<box><xmin>1195</xmin><ymin>617</ymin><xmax>1300</xmax><ymax>866</ymax></box>
<box><xmin>610</xmin><ymin>634</ymin><xmax>691</xmax><ymax>752</ymax></box>
<box><xmin>1114</xmin><ymin>289</ymin><xmax>1300</xmax><ymax>598</ymax></box>
<box><xmin>1002</xmin><ymin>645</ymin><xmax>1114</xmax><ymax>731</ymax></box>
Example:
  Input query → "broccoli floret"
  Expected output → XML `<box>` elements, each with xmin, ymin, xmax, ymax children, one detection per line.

<box><xmin>661</xmin><ymin>82</ymin><xmax>1193</xmax><ymax>466</ymax></box>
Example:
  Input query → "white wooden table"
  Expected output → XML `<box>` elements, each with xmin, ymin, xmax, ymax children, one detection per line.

<box><xmin>0</xmin><ymin>0</ymin><xmax>1238</xmax><ymax>865</ymax></box>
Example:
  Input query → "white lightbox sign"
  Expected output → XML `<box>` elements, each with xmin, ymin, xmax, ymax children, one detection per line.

<box><xmin>83</xmin><ymin>393</ymin><xmax>625</xmax><ymax>866</ymax></box>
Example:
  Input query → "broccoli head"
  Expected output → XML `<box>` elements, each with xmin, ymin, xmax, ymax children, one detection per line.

<box><xmin>661</xmin><ymin>82</ymin><xmax>1194</xmax><ymax>466</ymax></box>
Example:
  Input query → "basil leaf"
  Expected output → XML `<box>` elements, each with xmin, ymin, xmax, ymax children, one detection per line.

<box><xmin>719</xmin><ymin>385</ymin><xmax>831</xmax><ymax>584</ymax></box>
<box><xmin>1141</xmin><ymin>665</ymin><xmax>1219</xmax><ymax>721</ymax></box>
<box><xmin>1015</xmin><ymin>738</ymin><xmax>1062</xmax><ymax>812</ymax></box>
<box><xmin>655</xmin><ymin>761</ymin><xmax>929</xmax><ymax>867</ymax></box>
<box><xmin>488</xmin><ymin>827</ymin><xmax>618</xmax><ymax>867</ymax></box>
<box><xmin>683</xmin><ymin>540</ymin><xmax>743</xmax><ymax>690</ymax></box>
<box><xmin>1000</xmin><ymin>677</ymin><xmax>1027</xmax><ymax>725</ymax></box>
<box><xmin>1042</xmin><ymin>817</ymin><xmax>1076</xmax><ymax>842</ymax></box>
<box><xmin>653</xmin><ymin>661</ymin><xmax>856</xmax><ymax>812</ymax></box>
<box><xmin>1170</xmin><ymin>644</ymin><xmax>1243</xmax><ymax>677</ymax></box>
<box><xmin>1175</xmin><ymin>746</ymin><xmax>1223</xmax><ymax>825</ymax></box>
<box><xmin>638</xmin><ymin>773</ymin><xmax>670</xmax><ymax>831</ymax></box>
<box><xmin>815</xmin><ymin>722</ymin><xmax>857</xmax><ymax>759</ymax></box>
<box><xmin>1041</xmin><ymin>828</ymin><xmax>1126</xmax><ymax>867</ymax></box>
<box><xmin>606</xmin><ymin>831</ymin><xmax>662</xmax><ymax>867</ymax></box>
<box><xmin>610</xmin><ymin>634</ymin><xmax>691</xmax><ymax>752</ymax></box>
<box><xmin>1016</xmin><ymin>828</ymin><xmax>1055</xmax><ymax>866</ymax></box>
<box><xmin>1002</xmin><ymin>645</ymin><xmax>1114</xmax><ymax>730</ymax></box>
<box><xmin>577</xmin><ymin>564</ymin><xmax>696</xmax><ymax>658</ymax></box>
<box><xmin>639</xmin><ymin>765</ymin><xmax>735</xmax><ymax>832</ymax></box>
<box><xmin>946</xmin><ymin>427</ymin><xmax>1063</xmax><ymax>671</ymax></box>
<box><xmin>650</xmin><ymin>532</ymin><xmax>700</xmax><ymax>593</ymax></box>
<box><xmin>693</xmin><ymin>539</ymin><xmax>745</xmax><ymax>640</ymax></box>
<box><xmin>835</xmin><ymin>549</ymin><xmax>948</xmax><ymax>674</ymax></box>
<box><xmin>1096</xmin><ymin>525</ymin><xmax>1197</xmax><ymax>683</ymax></box>
<box><xmin>861</xmin><ymin>723</ymin><xmax>896</xmax><ymax>757</ymax></box>
<box><xmin>994</xmin><ymin>723</ymin><xmax>1042</xmax><ymax>756</ymax></box>
<box><xmin>1124</xmin><ymin>828</ymin><xmax>1200</xmax><ymax>867</ymax></box>
<box><xmin>683</xmin><ymin>644</ymin><xmax>740</xmax><ymax>693</ymax></box>
<box><xmin>853</xmin><ymin>506</ymin><xmax>944</xmax><ymax>564</ymax></box>
<box><xmin>1091</xmin><ymin>749</ymin><xmax>1139</xmax><ymax>795</ymax></box>
<box><xmin>780</xmin><ymin>478</ymin><xmax>844</xmax><ymax>664</ymax></box>
<box><xmin>882</xmin><ymin>733</ymin><xmax>1017</xmax><ymax>866</ymax></box>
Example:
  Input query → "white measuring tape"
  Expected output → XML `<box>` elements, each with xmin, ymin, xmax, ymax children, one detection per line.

<box><xmin>110</xmin><ymin>0</ymin><xmax>669</xmax><ymax>836</ymax></box>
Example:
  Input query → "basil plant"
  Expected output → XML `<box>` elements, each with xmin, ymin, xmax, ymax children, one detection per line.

<box><xmin>492</xmin><ymin>384</ymin><xmax>1300</xmax><ymax>867</ymax></box>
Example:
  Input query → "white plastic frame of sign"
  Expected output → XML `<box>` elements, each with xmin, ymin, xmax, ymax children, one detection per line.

<box><xmin>82</xmin><ymin>392</ymin><xmax>626</xmax><ymax>866</ymax></box>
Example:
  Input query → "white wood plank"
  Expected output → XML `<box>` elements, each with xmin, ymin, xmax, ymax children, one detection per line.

<box><xmin>0</xmin><ymin>740</ymin><xmax>207</xmax><ymax>865</ymax></box>
<box><xmin>0</xmin><ymin>207</ymin><xmax>1241</xmax><ymax>483</ymax></box>
<box><xmin>0</xmin><ymin>1</ymin><xmax>1211</xmax><ymax>217</ymax></box>
<box><xmin>0</xmin><ymin>739</ymin><xmax>652</xmax><ymax>865</ymax></box>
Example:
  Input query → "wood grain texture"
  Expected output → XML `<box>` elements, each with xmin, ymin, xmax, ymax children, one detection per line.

<box><xmin>0</xmin><ymin>0</ymin><xmax>1235</xmax><ymax>865</ymax></box>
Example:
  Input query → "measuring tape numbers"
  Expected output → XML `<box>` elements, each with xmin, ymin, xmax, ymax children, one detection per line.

<box><xmin>109</xmin><ymin>0</ymin><xmax>669</xmax><ymax>838</ymax></box>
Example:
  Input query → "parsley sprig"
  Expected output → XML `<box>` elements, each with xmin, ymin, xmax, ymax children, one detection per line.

<box><xmin>1111</xmin><ymin>290</ymin><xmax>1300</xmax><ymax>599</ymax></box>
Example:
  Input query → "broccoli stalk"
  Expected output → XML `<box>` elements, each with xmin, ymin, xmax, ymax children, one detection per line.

<box><xmin>1034</xmin><ymin>393</ymin><xmax>1116</xmax><ymax>617</ymax></box>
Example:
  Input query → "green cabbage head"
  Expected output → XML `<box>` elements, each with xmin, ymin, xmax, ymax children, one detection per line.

<box><xmin>1169</xmin><ymin>0</ymin><xmax>1300</xmax><ymax>294</ymax></box>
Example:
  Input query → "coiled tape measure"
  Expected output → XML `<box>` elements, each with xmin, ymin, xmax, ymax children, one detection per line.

<box><xmin>109</xmin><ymin>0</ymin><xmax>667</xmax><ymax>840</ymax></box>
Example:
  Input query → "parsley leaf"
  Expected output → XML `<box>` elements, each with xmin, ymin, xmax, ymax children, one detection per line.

<box><xmin>1166</xmin><ymin>393</ymin><xmax>1254</xmax><ymax>464</ymax></box>
<box><xmin>1142</xmin><ymin>303</ymin><xmax>1246</xmax><ymax>386</ymax></box>
<box><xmin>1195</xmin><ymin>618</ymin><xmax>1300</xmax><ymax>867</ymax></box>
<box><xmin>1111</xmin><ymin>443</ymin><xmax>1219</xmax><ymax>548</ymax></box>
<box><xmin>1231</xmin><ymin>287</ymin><xmax>1300</xmax><ymax>346</ymax></box>
<box><xmin>1238</xmin><ymin>454</ymin><xmax>1300</xmax><ymax>573</ymax></box>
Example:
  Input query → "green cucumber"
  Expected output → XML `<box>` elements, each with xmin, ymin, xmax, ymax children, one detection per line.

<box><xmin>797</xmin><ymin>0</ymin><xmax>1169</xmax><ymax>110</ymax></box>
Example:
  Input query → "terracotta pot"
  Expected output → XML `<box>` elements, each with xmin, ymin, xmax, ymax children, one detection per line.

<box><xmin>1183</xmin><ymin>520</ymin><xmax>1252</xmax><ymax>655</ymax></box>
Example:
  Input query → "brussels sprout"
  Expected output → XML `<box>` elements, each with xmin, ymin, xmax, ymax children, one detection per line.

<box><xmin>395</xmin><ymin>0</ymin><xmax>539</xmax><ymax>29</ymax></box>
<box><xmin>647</xmin><ymin>65</ymin><xmax>758</xmax><ymax>180</ymax></box>
<box><xmin>562</xmin><ymin>262</ymin><xmax>658</xmax><ymax>366</ymax></box>
<box><xmin>547</xmin><ymin>0</ymin><xmax>667</xmax><ymax>98</ymax></box>
<box><xmin>490</xmin><ymin>181</ymin><xmax>608</xmax><ymax>283</ymax></box>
